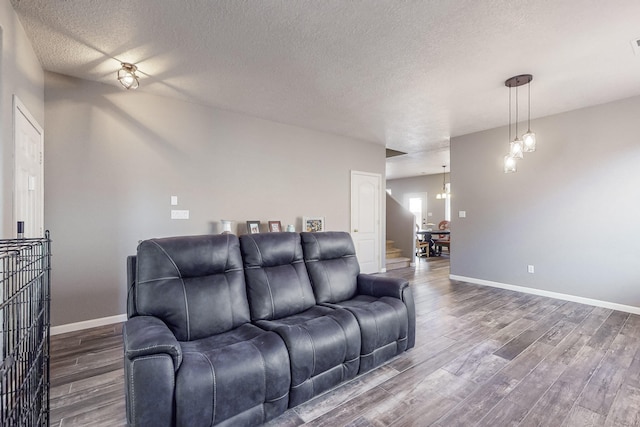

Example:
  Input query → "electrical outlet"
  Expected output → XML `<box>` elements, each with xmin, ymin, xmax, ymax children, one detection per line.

<box><xmin>527</xmin><ymin>265</ymin><xmax>535</xmax><ymax>274</ymax></box>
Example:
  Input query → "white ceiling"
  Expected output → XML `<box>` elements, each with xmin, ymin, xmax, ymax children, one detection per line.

<box><xmin>11</xmin><ymin>0</ymin><xmax>640</xmax><ymax>179</ymax></box>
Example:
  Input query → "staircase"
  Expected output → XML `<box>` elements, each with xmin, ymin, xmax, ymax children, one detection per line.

<box><xmin>385</xmin><ymin>240</ymin><xmax>411</xmax><ymax>271</ymax></box>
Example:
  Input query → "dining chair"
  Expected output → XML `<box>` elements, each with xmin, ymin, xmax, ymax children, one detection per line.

<box><xmin>416</xmin><ymin>237</ymin><xmax>431</xmax><ymax>258</ymax></box>
<box><xmin>435</xmin><ymin>220</ymin><xmax>450</xmax><ymax>254</ymax></box>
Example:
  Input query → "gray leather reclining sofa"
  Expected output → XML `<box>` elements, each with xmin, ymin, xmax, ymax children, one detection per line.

<box><xmin>123</xmin><ymin>231</ymin><xmax>415</xmax><ymax>427</ymax></box>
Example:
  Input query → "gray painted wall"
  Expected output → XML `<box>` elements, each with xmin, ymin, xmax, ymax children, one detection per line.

<box><xmin>450</xmin><ymin>95</ymin><xmax>640</xmax><ymax>308</ymax></box>
<box><xmin>44</xmin><ymin>72</ymin><xmax>385</xmax><ymax>326</ymax></box>
<box><xmin>0</xmin><ymin>3</ymin><xmax>45</xmax><ymax>237</ymax></box>
<box><xmin>386</xmin><ymin>173</ymin><xmax>450</xmax><ymax>227</ymax></box>
<box><xmin>385</xmin><ymin>193</ymin><xmax>415</xmax><ymax>261</ymax></box>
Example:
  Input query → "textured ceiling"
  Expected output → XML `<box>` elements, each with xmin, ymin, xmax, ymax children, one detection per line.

<box><xmin>11</xmin><ymin>0</ymin><xmax>640</xmax><ymax>179</ymax></box>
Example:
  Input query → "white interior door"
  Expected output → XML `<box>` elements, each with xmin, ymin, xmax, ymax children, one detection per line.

<box><xmin>350</xmin><ymin>171</ymin><xmax>381</xmax><ymax>273</ymax></box>
<box><xmin>14</xmin><ymin>96</ymin><xmax>44</xmax><ymax>238</ymax></box>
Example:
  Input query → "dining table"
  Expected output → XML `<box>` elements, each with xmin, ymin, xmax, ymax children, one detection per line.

<box><xmin>416</xmin><ymin>229</ymin><xmax>450</xmax><ymax>256</ymax></box>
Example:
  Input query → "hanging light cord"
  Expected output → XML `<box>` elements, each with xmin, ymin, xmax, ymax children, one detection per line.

<box><xmin>508</xmin><ymin>85</ymin><xmax>512</xmax><ymax>142</ymax></box>
<box><xmin>515</xmin><ymin>84</ymin><xmax>519</xmax><ymax>138</ymax></box>
<box><xmin>527</xmin><ymin>81</ymin><xmax>531</xmax><ymax>131</ymax></box>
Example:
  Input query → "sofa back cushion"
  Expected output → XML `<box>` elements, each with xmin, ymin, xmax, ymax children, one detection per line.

<box><xmin>301</xmin><ymin>232</ymin><xmax>360</xmax><ymax>304</ymax></box>
<box><xmin>239</xmin><ymin>233</ymin><xmax>316</xmax><ymax>321</ymax></box>
<box><xmin>134</xmin><ymin>234</ymin><xmax>250</xmax><ymax>341</ymax></box>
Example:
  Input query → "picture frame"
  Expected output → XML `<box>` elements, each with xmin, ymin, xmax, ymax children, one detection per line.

<box><xmin>268</xmin><ymin>221</ymin><xmax>282</xmax><ymax>232</ymax></box>
<box><xmin>302</xmin><ymin>216</ymin><xmax>325</xmax><ymax>232</ymax></box>
<box><xmin>246</xmin><ymin>220</ymin><xmax>261</xmax><ymax>234</ymax></box>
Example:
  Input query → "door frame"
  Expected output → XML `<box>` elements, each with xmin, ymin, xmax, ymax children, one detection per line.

<box><xmin>13</xmin><ymin>95</ymin><xmax>45</xmax><ymax>237</ymax></box>
<box><xmin>350</xmin><ymin>170</ymin><xmax>383</xmax><ymax>273</ymax></box>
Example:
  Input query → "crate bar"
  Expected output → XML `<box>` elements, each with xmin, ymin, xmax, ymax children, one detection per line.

<box><xmin>0</xmin><ymin>231</ymin><xmax>51</xmax><ymax>426</ymax></box>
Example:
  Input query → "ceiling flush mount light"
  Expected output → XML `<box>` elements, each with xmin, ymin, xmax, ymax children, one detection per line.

<box><xmin>436</xmin><ymin>165</ymin><xmax>449</xmax><ymax>199</ymax></box>
<box><xmin>117</xmin><ymin>62</ymin><xmax>139</xmax><ymax>90</ymax></box>
<box><xmin>503</xmin><ymin>74</ymin><xmax>536</xmax><ymax>173</ymax></box>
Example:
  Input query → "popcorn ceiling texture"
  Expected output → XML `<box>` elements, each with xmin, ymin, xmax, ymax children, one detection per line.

<box><xmin>11</xmin><ymin>0</ymin><xmax>640</xmax><ymax>178</ymax></box>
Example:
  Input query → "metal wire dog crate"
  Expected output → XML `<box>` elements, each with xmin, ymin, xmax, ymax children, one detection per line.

<box><xmin>0</xmin><ymin>232</ymin><xmax>51</xmax><ymax>426</ymax></box>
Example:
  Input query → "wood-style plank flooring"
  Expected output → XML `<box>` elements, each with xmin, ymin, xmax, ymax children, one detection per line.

<box><xmin>50</xmin><ymin>256</ymin><xmax>640</xmax><ymax>426</ymax></box>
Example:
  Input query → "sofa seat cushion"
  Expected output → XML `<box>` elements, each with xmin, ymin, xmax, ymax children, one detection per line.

<box><xmin>325</xmin><ymin>295</ymin><xmax>409</xmax><ymax>373</ymax></box>
<box><xmin>176</xmin><ymin>323</ymin><xmax>290</xmax><ymax>426</ymax></box>
<box><xmin>255</xmin><ymin>305</ymin><xmax>361</xmax><ymax>407</ymax></box>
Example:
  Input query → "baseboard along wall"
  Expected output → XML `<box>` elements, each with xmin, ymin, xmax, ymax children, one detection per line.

<box><xmin>450</xmin><ymin>274</ymin><xmax>640</xmax><ymax>316</ymax></box>
<box><xmin>51</xmin><ymin>313</ymin><xmax>128</xmax><ymax>336</ymax></box>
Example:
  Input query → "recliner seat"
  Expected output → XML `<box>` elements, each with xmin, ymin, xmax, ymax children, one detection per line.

<box><xmin>123</xmin><ymin>234</ymin><xmax>290</xmax><ymax>427</ymax></box>
<box><xmin>301</xmin><ymin>231</ymin><xmax>416</xmax><ymax>373</ymax></box>
<box><xmin>239</xmin><ymin>232</ymin><xmax>361</xmax><ymax>407</ymax></box>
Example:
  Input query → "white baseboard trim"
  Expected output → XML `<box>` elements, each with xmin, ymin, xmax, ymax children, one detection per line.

<box><xmin>380</xmin><ymin>268</ymin><xmax>387</xmax><ymax>273</ymax></box>
<box><xmin>51</xmin><ymin>313</ymin><xmax>128</xmax><ymax>336</ymax></box>
<box><xmin>449</xmin><ymin>275</ymin><xmax>640</xmax><ymax>315</ymax></box>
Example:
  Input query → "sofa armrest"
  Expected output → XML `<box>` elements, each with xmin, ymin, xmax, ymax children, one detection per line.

<box><xmin>126</xmin><ymin>255</ymin><xmax>138</xmax><ymax>317</ymax></box>
<box><xmin>123</xmin><ymin>315</ymin><xmax>182</xmax><ymax>370</ymax></box>
<box><xmin>357</xmin><ymin>274</ymin><xmax>416</xmax><ymax>349</ymax></box>
<box><xmin>357</xmin><ymin>274</ymin><xmax>408</xmax><ymax>299</ymax></box>
<box><xmin>123</xmin><ymin>316</ymin><xmax>181</xmax><ymax>427</ymax></box>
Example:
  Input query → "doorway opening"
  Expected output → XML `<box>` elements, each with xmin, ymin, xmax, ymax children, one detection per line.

<box><xmin>403</xmin><ymin>193</ymin><xmax>428</xmax><ymax>230</ymax></box>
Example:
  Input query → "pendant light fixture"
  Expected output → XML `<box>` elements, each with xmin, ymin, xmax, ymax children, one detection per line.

<box><xmin>503</xmin><ymin>74</ymin><xmax>535</xmax><ymax>173</ymax></box>
<box><xmin>436</xmin><ymin>165</ymin><xmax>449</xmax><ymax>199</ymax></box>
<box><xmin>117</xmin><ymin>63</ymin><xmax>140</xmax><ymax>90</ymax></box>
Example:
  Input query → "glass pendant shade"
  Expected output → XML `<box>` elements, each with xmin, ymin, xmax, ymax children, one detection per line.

<box><xmin>523</xmin><ymin>131</ymin><xmax>536</xmax><ymax>152</ymax></box>
<box><xmin>510</xmin><ymin>138</ymin><xmax>524</xmax><ymax>159</ymax></box>
<box><xmin>504</xmin><ymin>154</ymin><xmax>517</xmax><ymax>173</ymax></box>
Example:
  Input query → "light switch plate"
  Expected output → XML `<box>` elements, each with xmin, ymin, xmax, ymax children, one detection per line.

<box><xmin>459</xmin><ymin>211</ymin><xmax>466</xmax><ymax>218</ymax></box>
<box><xmin>171</xmin><ymin>196</ymin><xmax>178</xmax><ymax>206</ymax></box>
<box><xmin>171</xmin><ymin>210</ymin><xmax>189</xmax><ymax>220</ymax></box>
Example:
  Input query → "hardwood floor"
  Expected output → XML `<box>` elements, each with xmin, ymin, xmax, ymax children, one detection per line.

<box><xmin>50</xmin><ymin>256</ymin><xmax>640</xmax><ymax>426</ymax></box>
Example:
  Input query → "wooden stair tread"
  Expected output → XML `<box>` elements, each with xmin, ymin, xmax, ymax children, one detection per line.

<box><xmin>385</xmin><ymin>256</ymin><xmax>411</xmax><ymax>271</ymax></box>
<box><xmin>386</xmin><ymin>248</ymin><xmax>402</xmax><ymax>258</ymax></box>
